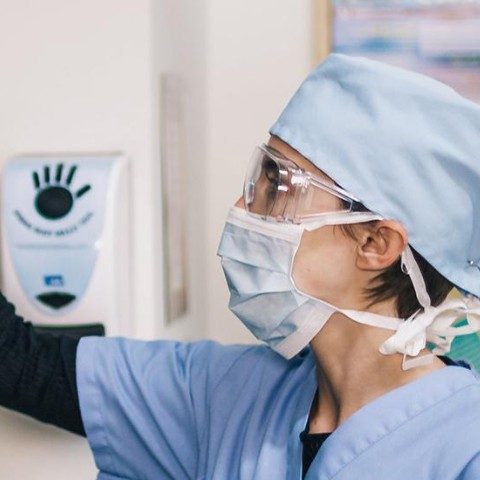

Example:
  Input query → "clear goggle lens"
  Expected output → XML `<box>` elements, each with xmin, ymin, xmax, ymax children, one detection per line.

<box><xmin>244</xmin><ymin>145</ymin><xmax>365</xmax><ymax>222</ymax></box>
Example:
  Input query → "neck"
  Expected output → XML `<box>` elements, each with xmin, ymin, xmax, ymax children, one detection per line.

<box><xmin>308</xmin><ymin>309</ymin><xmax>446</xmax><ymax>434</ymax></box>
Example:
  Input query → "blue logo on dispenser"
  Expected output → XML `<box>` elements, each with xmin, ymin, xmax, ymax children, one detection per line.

<box><xmin>44</xmin><ymin>275</ymin><xmax>64</xmax><ymax>287</ymax></box>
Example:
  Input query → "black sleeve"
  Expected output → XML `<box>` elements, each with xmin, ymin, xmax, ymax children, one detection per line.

<box><xmin>0</xmin><ymin>292</ymin><xmax>85</xmax><ymax>436</ymax></box>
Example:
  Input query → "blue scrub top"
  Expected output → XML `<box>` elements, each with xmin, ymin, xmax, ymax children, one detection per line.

<box><xmin>76</xmin><ymin>338</ymin><xmax>480</xmax><ymax>479</ymax></box>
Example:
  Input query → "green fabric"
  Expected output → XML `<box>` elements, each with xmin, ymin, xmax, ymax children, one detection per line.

<box><xmin>445</xmin><ymin>319</ymin><xmax>480</xmax><ymax>372</ymax></box>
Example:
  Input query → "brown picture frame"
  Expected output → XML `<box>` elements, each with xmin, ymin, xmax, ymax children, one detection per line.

<box><xmin>312</xmin><ymin>0</ymin><xmax>333</xmax><ymax>66</ymax></box>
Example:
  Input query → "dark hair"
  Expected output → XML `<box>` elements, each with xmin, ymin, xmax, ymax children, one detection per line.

<box><xmin>337</xmin><ymin>202</ymin><xmax>454</xmax><ymax>319</ymax></box>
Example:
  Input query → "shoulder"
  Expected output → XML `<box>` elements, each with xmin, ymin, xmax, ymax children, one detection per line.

<box><xmin>437</xmin><ymin>367</ymin><xmax>480</xmax><ymax>448</ymax></box>
<box><xmin>458</xmin><ymin>451</ymin><xmax>480</xmax><ymax>480</ymax></box>
<box><xmin>77</xmin><ymin>336</ymin><xmax>303</xmax><ymax>388</ymax></box>
<box><xmin>444</xmin><ymin>367</ymin><xmax>480</xmax><ymax>413</ymax></box>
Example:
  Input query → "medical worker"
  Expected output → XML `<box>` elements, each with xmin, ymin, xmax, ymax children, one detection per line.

<box><xmin>1</xmin><ymin>53</ymin><xmax>480</xmax><ymax>479</ymax></box>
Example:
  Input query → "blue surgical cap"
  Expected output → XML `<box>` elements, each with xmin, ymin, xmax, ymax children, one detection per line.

<box><xmin>270</xmin><ymin>53</ymin><xmax>480</xmax><ymax>298</ymax></box>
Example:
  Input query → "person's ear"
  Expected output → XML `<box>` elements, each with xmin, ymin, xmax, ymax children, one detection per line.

<box><xmin>355</xmin><ymin>220</ymin><xmax>408</xmax><ymax>271</ymax></box>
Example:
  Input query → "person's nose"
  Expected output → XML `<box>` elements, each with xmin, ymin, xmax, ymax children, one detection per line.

<box><xmin>234</xmin><ymin>196</ymin><xmax>245</xmax><ymax>209</ymax></box>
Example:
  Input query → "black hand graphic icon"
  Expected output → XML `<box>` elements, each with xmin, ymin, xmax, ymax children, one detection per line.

<box><xmin>33</xmin><ymin>164</ymin><xmax>91</xmax><ymax>220</ymax></box>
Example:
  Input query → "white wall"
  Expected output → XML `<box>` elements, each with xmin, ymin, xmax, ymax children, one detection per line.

<box><xmin>0</xmin><ymin>0</ymin><xmax>207</xmax><ymax>478</ymax></box>
<box><xmin>151</xmin><ymin>0</ymin><xmax>208</xmax><ymax>342</ymax></box>
<box><xmin>0</xmin><ymin>0</ymin><xmax>156</xmax><ymax>337</ymax></box>
<box><xmin>204</xmin><ymin>0</ymin><xmax>312</xmax><ymax>343</ymax></box>
<box><xmin>0</xmin><ymin>0</ymin><xmax>312</xmax><ymax>477</ymax></box>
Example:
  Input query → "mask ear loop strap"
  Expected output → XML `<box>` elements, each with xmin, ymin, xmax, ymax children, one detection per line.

<box><xmin>401</xmin><ymin>245</ymin><xmax>431</xmax><ymax>310</ymax></box>
<box><xmin>399</xmin><ymin>245</ymin><xmax>436</xmax><ymax>369</ymax></box>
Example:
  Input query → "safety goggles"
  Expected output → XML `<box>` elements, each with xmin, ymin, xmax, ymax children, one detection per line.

<box><xmin>244</xmin><ymin>144</ymin><xmax>369</xmax><ymax>223</ymax></box>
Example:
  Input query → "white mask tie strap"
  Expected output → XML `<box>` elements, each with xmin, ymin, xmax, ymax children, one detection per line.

<box><xmin>380</xmin><ymin>295</ymin><xmax>480</xmax><ymax>370</ymax></box>
<box><xmin>379</xmin><ymin>245</ymin><xmax>434</xmax><ymax>368</ymax></box>
<box><xmin>400</xmin><ymin>245</ymin><xmax>431</xmax><ymax>309</ymax></box>
<box><xmin>380</xmin><ymin>245</ymin><xmax>480</xmax><ymax>370</ymax></box>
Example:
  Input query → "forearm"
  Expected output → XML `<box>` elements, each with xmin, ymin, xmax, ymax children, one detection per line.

<box><xmin>0</xmin><ymin>292</ymin><xmax>85</xmax><ymax>436</ymax></box>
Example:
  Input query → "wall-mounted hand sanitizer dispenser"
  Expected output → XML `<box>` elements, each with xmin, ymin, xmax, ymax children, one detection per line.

<box><xmin>1</xmin><ymin>154</ymin><xmax>130</xmax><ymax>337</ymax></box>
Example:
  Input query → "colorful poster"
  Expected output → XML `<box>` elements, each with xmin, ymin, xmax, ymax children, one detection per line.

<box><xmin>333</xmin><ymin>1</ymin><xmax>480</xmax><ymax>102</ymax></box>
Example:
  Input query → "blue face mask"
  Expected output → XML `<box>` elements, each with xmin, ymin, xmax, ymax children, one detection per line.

<box><xmin>217</xmin><ymin>206</ymin><xmax>480</xmax><ymax>369</ymax></box>
<box><xmin>216</xmin><ymin>206</ymin><xmax>384</xmax><ymax>360</ymax></box>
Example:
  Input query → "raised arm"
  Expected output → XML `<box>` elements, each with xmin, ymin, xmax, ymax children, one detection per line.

<box><xmin>0</xmin><ymin>292</ymin><xmax>85</xmax><ymax>435</ymax></box>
